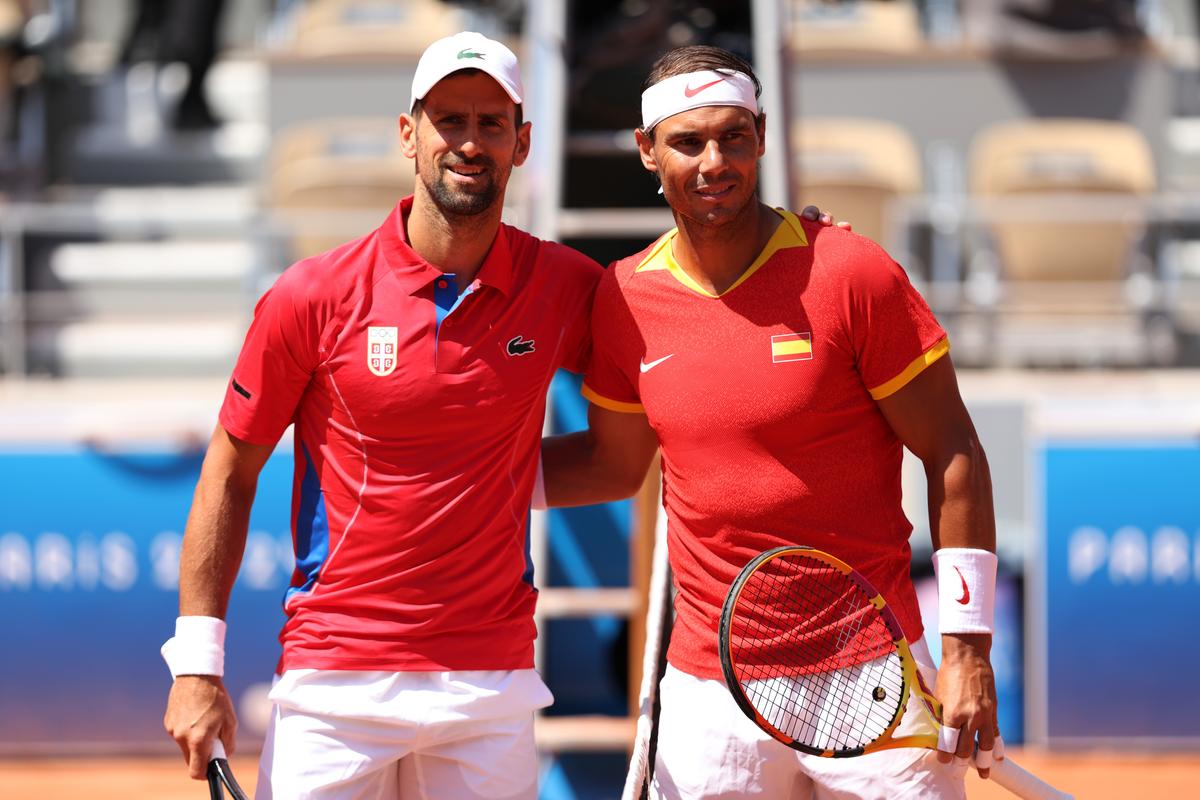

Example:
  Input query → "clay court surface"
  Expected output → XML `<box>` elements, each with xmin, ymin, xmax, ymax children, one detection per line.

<box><xmin>2</xmin><ymin>748</ymin><xmax>1199</xmax><ymax>799</ymax></box>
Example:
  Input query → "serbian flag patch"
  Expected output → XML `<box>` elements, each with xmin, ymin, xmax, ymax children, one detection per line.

<box><xmin>771</xmin><ymin>332</ymin><xmax>813</xmax><ymax>363</ymax></box>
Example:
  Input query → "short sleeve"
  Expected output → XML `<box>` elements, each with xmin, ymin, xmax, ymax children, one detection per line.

<box><xmin>218</xmin><ymin>266</ymin><xmax>325</xmax><ymax>444</ymax></box>
<box><xmin>581</xmin><ymin>265</ymin><xmax>644</xmax><ymax>414</ymax></box>
<box><xmin>841</xmin><ymin>237</ymin><xmax>948</xmax><ymax>400</ymax></box>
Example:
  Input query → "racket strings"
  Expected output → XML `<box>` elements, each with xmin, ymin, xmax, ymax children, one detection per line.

<box><xmin>729</xmin><ymin>554</ymin><xmax>905</xmax><ymax>752</ymax></box>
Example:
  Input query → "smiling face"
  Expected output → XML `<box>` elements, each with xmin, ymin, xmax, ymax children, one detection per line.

<box><xmin>400</xmin><ymin>71</ymin><xmax>531</xmax><ymax>218</ymax></box>
<box><xmin>637</xmin><ymin>104</ymin><xmax>765</xmax><ymax>229</ymax></box>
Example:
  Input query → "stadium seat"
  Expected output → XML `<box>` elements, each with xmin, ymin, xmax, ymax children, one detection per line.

<box><xmin>788</xmin><ymin>0</ymin><xmax>923</xmax><ymax>54</ymax></box>
<box><xmin>290</xmin><ymin>0</ymin><xmax>469</xmax><ymax>59</ymax></box>
<box><xmin>791</xmin><ymin>118</ymin><xmax>921</xmax><ymax>248</ymax></box>
<box><xmin>966</xmin><ymin>118</ymin><xmax>1165</xmax><ymax>365</ymax></box>
<box><xmin>961</xmin><ymin>0</ymin><xmax>1146</xmax><ymax>58</ymax></box>
<box><xmin>266</xmin><ymin>117</ymin><xmax>415</xmax><ymax>259</ymax></box>
<box><xmin>32</xmin><ymin>319</ymin><xmax>245</xmax><ymax>378</ymax></box>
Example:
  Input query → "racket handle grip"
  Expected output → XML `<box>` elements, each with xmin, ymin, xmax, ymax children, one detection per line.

<box><xmin>211</xmin><ymin>739</ymin><xmax>227</xmax><ymax>761</ymax></box>
<box><xmin>990</xmin><ymin>756</ymin><xmax>1073</xmax><ymax>800</ymax></box>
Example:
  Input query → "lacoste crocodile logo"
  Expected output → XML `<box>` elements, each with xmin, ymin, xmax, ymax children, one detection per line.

<box><xmin>507</xmin><ymin>336</ymin><xmax>535</xmax><ymax>356</ymax></box>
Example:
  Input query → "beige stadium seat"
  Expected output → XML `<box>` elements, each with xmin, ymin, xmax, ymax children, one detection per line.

<box><xmin>967</xmin><ymin>119</ymin><xmax>1162</xmax><ymax>364</ymax></box>
<box><xmin>267</xmin><ymin>117</ymin><xmax>415</xmax><ymax>258</ymax></box>
<box><xmin>291</xmin><ymin>0</ymin><xmax>468</xmax><ymax>59</ymax></box>
<box><xmin>970</xmin><ymin>119</ymin><xmax>1153</xmax><ymax>295</ymax></box>
<box><xmin>789</xmin><ymin>0</ymin><xmax>923</xmax><ymax>54</ymax></box>
<box><xmin>792</xmin><ymin>118</ymin><xmax>921</xmax><ymax>247</ymax></box>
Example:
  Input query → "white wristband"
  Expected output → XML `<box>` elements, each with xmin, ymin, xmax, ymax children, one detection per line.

<box><xmin>161</xmin><ymin>616</ymin><xmax>227</xmax><ymax>678</ymax></box>
<box><xmin>932</xmin><ymin>548</ymin><xmax>997</xmax><ymax>635</ymax></box>
<box><xmin>531</xmin><ymin>453</ymin><xmax>548</xmax><ymax>510</ymax></box>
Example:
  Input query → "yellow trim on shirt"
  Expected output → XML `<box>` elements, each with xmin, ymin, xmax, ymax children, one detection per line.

<box><xmin>633</xmin><ymin>208</ymin><xmax>810</xmax><ymax>298</ymax></box>
<box><xmin>634</xmin><ymin>232</ymin><xmax>675</xmax><ymax>273</ymax></box>
<box><xmin>868</xmin><ymin>336</ymin><xmax>951</xmax><ymax>400</ymax></box>
<box><xmin>582</xmin><ymin>382</ymin><xmax>646</xmax><ymax>414</ymax></box>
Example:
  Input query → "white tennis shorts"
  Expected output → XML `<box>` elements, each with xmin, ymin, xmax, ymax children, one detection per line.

<box><xmin>651</xmin><ymin>639</ymin><xmax>968</xmax><ymax>800</ymax></box>
<box><xmin>256</xmin><ymin>668</ymin><xmax>553</xmax><ymax>800</ymax></box>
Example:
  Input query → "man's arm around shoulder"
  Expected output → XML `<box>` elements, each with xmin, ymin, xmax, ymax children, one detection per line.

<box><xmin>542</xmin><ymin>403</ymin><xmax>659</xmax><ymax>507</ymax></box>
<box><xmin>163</xmin><ymin>424</ymin><xmax>274</xmax><ymax>779</ymax></box>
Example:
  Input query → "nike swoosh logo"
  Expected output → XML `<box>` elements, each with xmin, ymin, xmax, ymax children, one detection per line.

<box><xmin>953</xmin><ymin>566</ymin><xmax>970</xmax><ymax>605</ymax></box>
<box><xmin>639</xmin><ymin>354</ymin><xmax>674</xmax><ymax>373</ymax></box>
<box><xmin>683</xmin><ymin>78</ymin><xmax>723</xmax><ymax>98</ymax></box>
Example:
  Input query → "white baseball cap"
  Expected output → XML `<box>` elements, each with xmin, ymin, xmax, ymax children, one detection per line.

<box><xmin>410</xmin><ymin>32</ymin><xmax>523</xmax><ymax>111</ymax></box>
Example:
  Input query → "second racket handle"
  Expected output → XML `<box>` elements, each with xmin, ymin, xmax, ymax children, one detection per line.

<box><xmin>989</xmin><ymin>756</ymin><xmax>1073</xmax><ymax>800</ymax></box>
<box><xmin>211</xmin><ymin>739</ymin><xmax>227</xmax><ymax>761</ymax></box>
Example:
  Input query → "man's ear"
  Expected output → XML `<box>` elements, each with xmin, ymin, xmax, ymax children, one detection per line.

<box><xmin>512</xmin><ymin>120</ymin><xmax>532</xmax><ymax>168</ymax></box>
<box><xmin>756</xmin><ymin>112</ymin><xmax>767</xmax><ymax>159</ymax></box>
<box><xmin>398</xmin><ymin>113</ymin><xmax>418</xmax><ymax>159</ymax></box>
<box><xmin>635</xmin><ymin>127</ymin><xmax>658</xmax><ymax>177</ymax></box>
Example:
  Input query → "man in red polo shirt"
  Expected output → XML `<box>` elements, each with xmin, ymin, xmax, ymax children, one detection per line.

<box><xmin>543</xmin><ymin>46</ymin><xmax>1001</xmax><ymax>799</ymax></box>
<box><xmin>160</xmin><ymin>32</ymin><xmax>602</xmax><ymax>799</ymax></box>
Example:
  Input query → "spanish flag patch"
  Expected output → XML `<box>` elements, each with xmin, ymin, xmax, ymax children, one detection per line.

<box><xmin>771</xmin><ymin>332</ymin><xmax>813</xmax><ymax>363</ymax></box>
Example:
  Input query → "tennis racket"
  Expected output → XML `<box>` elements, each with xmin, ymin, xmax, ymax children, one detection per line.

<box><xmin>718</xmin><ymin>546</ymin><xmax>1072</xmax><ymax>800</ymax></box>
<box><xmin>208</xmin><ymin>740</ymin><xmax>250</xmax><ymax>800</ymax></box>
<box><xmin>620</xmin><ymin>504</ymin><xmax>673</xmax><ymax>800</ymax></box>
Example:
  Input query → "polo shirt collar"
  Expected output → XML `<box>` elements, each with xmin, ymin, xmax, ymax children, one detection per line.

<box><xmin>378</xmin><ymin>195</ymin><xmax>515</xmax><ymax>297</ymax></box>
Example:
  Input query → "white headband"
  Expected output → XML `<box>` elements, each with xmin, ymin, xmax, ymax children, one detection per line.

<box><xmin>641</xmin><ymin>69</ymin><xmax>759</xmax><ymax>132</ymax></box>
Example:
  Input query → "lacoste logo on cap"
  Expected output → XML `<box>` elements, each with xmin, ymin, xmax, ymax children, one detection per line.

<box><xmin>457</xmin><ymin>48</ymin><xmax>485</xmax><ymax>60</ymax></box>
<box><xmin>507</xmin><ymin>335</ymin><xmax>535</xmax><ymax>356</ymax></box>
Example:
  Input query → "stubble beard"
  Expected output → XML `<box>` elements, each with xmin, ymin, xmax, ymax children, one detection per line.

<box><xmin>671</xmin><ymin>179</ymin><xmax>758</xmax><ymax>235</ymax></box>
<box><xmin>423</xmin><ymin>156</ymin><xmax>505</xmax><ymax>218</ymax></box>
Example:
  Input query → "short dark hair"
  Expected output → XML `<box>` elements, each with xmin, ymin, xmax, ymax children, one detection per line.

<box><xmin>410</xmin><ymin>68</ymin><xmax>523</xmax><ymax>128</ymax></box>
<box><xmin>640</xmin><ymin>45</ymin><xmax>763</xmax><ymax>140</ymax></box>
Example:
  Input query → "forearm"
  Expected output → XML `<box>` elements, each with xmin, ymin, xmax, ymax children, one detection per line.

<box><xmin>177</xmin><ymin>431</ymin><xmax>264</xmax><ymax>618</ymax></box>
<box><xmin>933</xmin><ymin>458</ymin><xmax>999</xmax><ymax>757</ymax></box>
<box><xmin>179</xmin><ymin>474</ymin><xmax>253</xmax><ymax>618</ymax></box>
<box><xmin>165</xmin><ymin>427</ymin><xmax>270</xmax><ymax>773</ymax></box>
<box><xmin>164</xmin><ymin>474</ymin><xmax>250</xmax><ymax>771</ymax></box>
<box><xmin>925</xmin><ymin>434</ymin><xmax>995</xmax><ymax>552</ymax></box>
<box><xmin>926</xmin><ymin>439</ymin><xmax>997</xmax><ymax>650</ymax></box>
<box><xmin>542</xmin><ymin>430</ymin><xmax>649</xmax><ymax>507</ymax></box>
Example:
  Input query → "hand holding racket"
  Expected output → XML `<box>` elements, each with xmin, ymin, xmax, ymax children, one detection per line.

<box><xmin>718</xmin><ymin>546</ymin><xmax>1072</xmax><ymax>800</ymax></box>
<box><xmin>208</xmin><ymin>740</ymin><xmax>250</xmax><ymax>800</ymax></box>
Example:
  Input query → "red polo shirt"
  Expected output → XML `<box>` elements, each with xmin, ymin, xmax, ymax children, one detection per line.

<box><xmin>219</xmin><ymin>196</ymin><xmax>602</xmax><ymax>671</ymax></box>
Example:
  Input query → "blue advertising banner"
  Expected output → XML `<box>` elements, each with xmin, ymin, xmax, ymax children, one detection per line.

<box><xmin>0</xmin><ymin>446</ymin><xmax>294</xmax><ymax>752</ymax></box>
<box><xmin>1039</xmin><ymin>442</ymin><xmax>1200</xmax><ymax>745</ymax></box>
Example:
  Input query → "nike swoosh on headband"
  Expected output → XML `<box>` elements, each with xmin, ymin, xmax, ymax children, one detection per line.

<box><xmin>683</xmin><ymin>78</ymin><xmax>724</xmax><ymax>98</ymax></box>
